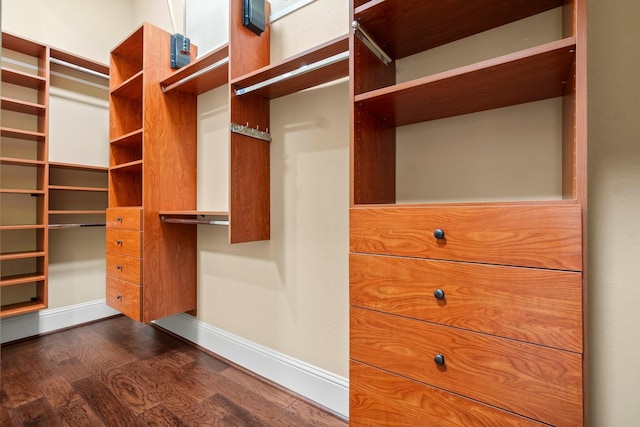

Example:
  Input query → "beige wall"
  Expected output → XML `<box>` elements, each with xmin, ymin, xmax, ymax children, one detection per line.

<box><xmin>588</xmin><ymin>0</ymin><xmax>640</xmax><ymax>424</ymax></box>
<box><xmin>3</xmin><ymin>0</ymin><xmax>640</xmax><ymax>422</ymax></box>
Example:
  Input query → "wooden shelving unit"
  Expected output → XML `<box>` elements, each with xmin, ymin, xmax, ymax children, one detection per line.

<box><xmin>349</xmin><ymin>0</ymin><xmax>587</xmax><ymax>425</ymax></box>
<box><xmin>107</xmin><ymin>23</ymin><xmax>198</xmax><ymax>322</ymax></box>
<box><xmin>48</xmin><ymin>162</ymin><xmax>108</xmax><ymax>227</ymax></box>
<box><xmin>1</xmin><ymin>32</ymin><xmax>50</xmax><ymax>317</ymax></box>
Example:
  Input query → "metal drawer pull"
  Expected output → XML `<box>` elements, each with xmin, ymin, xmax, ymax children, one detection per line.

<box><xmin>116</xmin><ymin>295</ymin><xmax>123</xmax><ymax>300</ymax></box>
<box><xmin>433</xmin><ymin>228</ymin><xmax>445</xmax><ymax>239</ymax></box>
<box><xmin>116</xmin><ymin>240</ymin><xmax>123</xmax><ymax>245</ymax></box>
<box><xmin>434</xmin><ymin>354</ymin><xmax>446</xmax><ymax>366</ymax></box>
<box><xmin>116</xmin><ymin>216</ymin><xmax>123</xmax><ymax>222</ymax></box>
<box><xmin>117</xmin><ymin>265</ymin><xmax>123</xmax><ymax>271</ymax></box>
<box><xmin>433</xmin><ymin>289</ymin><xmax>445</xmax><ymax>300</ymax></box>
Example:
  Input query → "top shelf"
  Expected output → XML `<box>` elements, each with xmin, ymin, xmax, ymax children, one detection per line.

<box><xmin>231</xmin><ymin>34</ymin><xmax>349</xmax><ymax>99</ymax></box>
<box><xmin>160</xmin><ymin>43</ymin><xmax>229</xmax><ymax>95</ymax></box>
<box><xmin>355</xmin><ymin>38</ymin><xmax>576</xmax><ymax>126</ymax></box>
<box><xmin>354</xmin><ymin>0</ymin><xmax>564</xmax><ymax>60</ymax></box>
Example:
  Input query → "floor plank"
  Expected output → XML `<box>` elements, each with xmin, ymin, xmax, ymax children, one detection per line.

<box><xmin>0</xmin><ymin>316</ymin><xmax>347</xmax><ymax>426</ymax></box>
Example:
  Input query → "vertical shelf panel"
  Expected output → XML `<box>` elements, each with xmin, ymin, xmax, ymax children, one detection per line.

<box><xmin>228</xmin><ymin>0</ymin><xmax>271</xmax><ymax>243</ymax></box>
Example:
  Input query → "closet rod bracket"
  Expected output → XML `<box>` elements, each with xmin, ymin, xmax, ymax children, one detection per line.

<box><xmin>352</xmin><ymin>21</ymin><xmax>392</xmax><ymax>65</ymax></box>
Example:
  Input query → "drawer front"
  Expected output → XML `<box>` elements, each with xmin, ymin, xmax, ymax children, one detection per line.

<box><xmin>106</xmin><ymin>229</ymin><xmax>142</xmax><ymax>257</ymax></box>
<box><xmin>350</xmin><ymin>308</ymin><xmax>583</xmax><ymax>426</ymax></box>
<box><xmin>350</xmin><ymin>361</ymin><xmax>545</xmax><ymax>427</ymax></box>
<box><xmin>350</xmin><ymin>204</ymin><xmax>582</xmax><ymax>271</ymax></box>
<box><xmin>350</xmin><ymin>253</ymin><xmax>583</xmax><ymax>352</ymax></box>
<box><xmin>106</xmin><ymin>253</ymin><xmax>141</xmax><ymax>284</ymax></box>
<box><xmin>106</xmin><ymin>276</ymin><xmax>141</xmax><ymax>321</ymax></box>
<box><xmin>106</xmin><ymin>207</ymin><xmax>142</xmax><ymax>230</ymax></box>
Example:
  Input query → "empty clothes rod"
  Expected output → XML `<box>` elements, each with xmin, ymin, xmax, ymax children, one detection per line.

<box><xmin>161</xmin><ymin>216</ymin><xmax>230</xmax><ymax>226</ymax></box>
<box><xmin>49</xmin><ymin>223</ymin><xmax>106</xmax><ymax>229</ymax></box>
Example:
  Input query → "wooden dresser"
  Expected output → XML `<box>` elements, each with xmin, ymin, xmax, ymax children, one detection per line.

<box><xmin>349</xmin><ymin>0</ymin><xmax>587</xmax><ymax>425</ymax></box>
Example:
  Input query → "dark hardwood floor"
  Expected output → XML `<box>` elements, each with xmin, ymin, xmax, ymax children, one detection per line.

<box><xmin>0</xmin><ymin>315</ymin><xmax>348</xmax><ymax>426</ymax></box>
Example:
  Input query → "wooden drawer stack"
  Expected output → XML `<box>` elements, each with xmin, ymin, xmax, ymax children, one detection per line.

<box><xmin>106</xmin><ymin>207</ymin><xmax>142</xmax><ymax>321</ymax></box>
<box><xmin>349</xmin><ymin>204</ymin><xmax>584</xmax><ymax>425</ymax></box>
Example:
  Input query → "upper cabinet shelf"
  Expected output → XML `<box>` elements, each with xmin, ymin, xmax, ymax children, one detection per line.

<box><xmin>356</xmin><ymin>37</ymin><xmax>575</xmax><ymax>126</ymax></box>
<box><xmin>354</xmin><ymin>0</ymin><xmax>563</xmax><ymax>60</ymax></box>
<box><xmin>160</xmin><ymin>43</ymin><xmax>229</xmax><ymax>95</ymax></box>
<box><xmin>1</xmin><ymin>67</ymin><xmax>47</xmax><ymax>89</ymax></box>
<box><xmin>231</xmin><ymin>34</ymin><xmax>349</xmax><ymax>99</ymax></box>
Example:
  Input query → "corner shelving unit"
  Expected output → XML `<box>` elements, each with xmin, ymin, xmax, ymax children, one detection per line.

<box><xmin>1</xmin><ymin>33</ymin><xmax>50</xmax><ymax>317</ymax></box>
<box><xmin>349</xmin><ymin>0</ymin><xmax>587</xmax><ymax>425</ymax></box>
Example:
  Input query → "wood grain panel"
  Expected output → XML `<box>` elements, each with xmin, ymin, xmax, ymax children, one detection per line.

<box><xmin>106</xmin><ymin>276</ymin><xmax>141</xmax><ymax>322</ymax></box>
<box><xmin>140</xmin><ymin>24</ymin><xmax>197</xmax><ymax>321</ymax></box>
<box><xmin>351</xmin><ymin>308</ymin><xmax>583</xmax><ymax>426</ymax></box>
<box><xmin>107</xmin><ymin>253</ymin><xmax>141</xmax><ymax>284</ymax></box>
<box><xmin>106</xmin><ymin>207</ymin><xmax>142</xmax><ymax>230</ymax></box>
<box><xmin>354</xmin><ymin>0</ymin><xmax>562</xmax><ymax>59</ymax></box>
<box><xmin>350</xmin><ymin>253</ymin><xmax>583</xmax><ymax>352</ymax></box>
<box><xmin>350</xmin><ymin>204</ymin><xmax>582</xmax><ymax>270</ymax></box>
<box><xmin>350</xmin><ymin>361</ymin><xmax>545</xmax><ymax>427</ymax></box>
<box><xmin>106</xmin><ymin>229</ymin><xmax>141</xmax><ymax>257</ymax></box>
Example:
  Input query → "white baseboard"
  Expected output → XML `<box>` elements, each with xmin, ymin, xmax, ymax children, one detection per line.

<box><xmin>0</xmin><ymin>299</ymin><xmax>119</xmax><ymax>344</ymax></box>
<box><xmin>154</xmin><ymin>313</ymin><xmax>349</xmax><ymax>419</ymax></box>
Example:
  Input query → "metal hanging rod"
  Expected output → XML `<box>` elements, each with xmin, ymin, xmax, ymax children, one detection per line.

<box><xmin>234</xmin><ymin>51</ymin><xmax>349</xmax><ymax>96</ymax></box>
<box><xmin>49</xmin><ymin>57</ymin><xmax>110</xmax><ymax>80</ymax></box>
<box><xmin>49</xmin><ymin>223</ymin><xmax>106</xmax><ymax>229</ymax></box>
<box><xmin>161</xmin><ymin>57</ymin><xmax>229</xmax><ymax>93</ymax></box>
<box><xmin>161</xmin><ymin>216</ymin><xmax>229</xmax><ymax>226</ymax></box>
<box><xmin>352</xmin><ymin>21</ymin><xmax>392</xmax><ymax>65</ymax></box>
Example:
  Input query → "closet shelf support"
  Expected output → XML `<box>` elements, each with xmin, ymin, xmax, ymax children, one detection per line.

<box><xmin>352</xmin><ymin>21</ymin><xmax>392</xmax><ymax>65</ymax></box>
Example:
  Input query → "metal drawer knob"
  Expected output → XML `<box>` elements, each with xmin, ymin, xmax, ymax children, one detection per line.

<box><xmin>434</xmin><ymin>228</ymin><xmax>445</xmax><ymax>239</ymax></box>
<box><xmin>433</xmin><ymin>289</ymin><xmax>445</xmax><ymax>300</ymax></box>
<box><xmin>116</xmin><ymin>240</ymin><xmax>123</xmax><ymax>245</ymax></box>
<box><xmin>116</xmin><ymin>216</ymin><xmax>123</xmax><ymax>222</ymax></box>
<box><xmin>116</xmin><ymin>295</ymin><xmax>122</xmax><ymax>300</ymax></box>
<box><xmin>117</xmin><ymin>265</ymin><xmax>123</xmax><ymax>271</ymax></box>
<box><xmin>434</xmin><ymin>354</ymin><xmax>446</xmax><ymax>366</ymax></box>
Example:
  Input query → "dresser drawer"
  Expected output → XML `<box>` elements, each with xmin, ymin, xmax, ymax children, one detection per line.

<box><xmin>106</xmin><ymin>276</ymin><xmax>141</xmax><ymax>322</ymax></box>
<box><xmin>350</xmin><ymin>308</ymin><xmax>583</xmax><ymax>426</ymax></box>
<box><xmin>350</xmin><ymin>361</ymin><xmax>545</xmax><ymax>427</ymax></box>
<box><xmin>106</xmin><ymin>253</ymin><xmax>141</xmax><ymax>285</ymax></box>
<box><xmin>350</xmin><ymin>204</ymin><xmax>582</xmax><ymax>271</ymax></box>
<box><xmin>350</xmin><ymin>253</ymin><xmax>582</xmax><ymax>352</ymax></box>
<box><xmin>106</xmin><ymin>229</ymin><xmax>142</xmax><ymax>257</ymax></box>
<box><xmin>106</xmin><ymin>207</ymin><xmax>142</xmax><ymax>230</ymax></box>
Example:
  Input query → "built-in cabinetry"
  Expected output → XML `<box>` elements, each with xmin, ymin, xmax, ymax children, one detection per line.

<box><xmin>1</xmin><ymin>34</ymin><xmax>49</xmax><ymax>317</ymax></box>
<box><xmin>1</xmin><ymin>33</ymin><xmax>109</xmax><ymax>317</ymax></box>
<box><xmin>349</xmin><ymin>0</ymin><xmax>586</xmax><ymax>425</ymax></box>
<box><xmin>107</xmin><ymin>23</ymin><xmax>198</xmax><ymax>322</ymax></box>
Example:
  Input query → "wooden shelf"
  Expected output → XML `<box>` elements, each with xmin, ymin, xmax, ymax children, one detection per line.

<box><xmin>2</xmin><ymin>32</ymin><xmax>47</xmax><ymax>58</ymax></box>
<box><xmin>110</xmin><ymin>129</ymin><xmax>143</xmax><ymax>146</ymax></box>
<box><xmin>49</xmin><ymin>185</ymin><xmax>108</xmax><ymax>192</ymax></box>
<box><xmin>160</xmin><ymin>43</ymin><xmax>229</xmax><ymax>95</ymax></box>
<box><xmin>48</xmin><ymin>210</ymin><xmax>106</xmax><ymax>215</ymax></box>
<box><xmin>0</xmin><ymin>157</ymin><xmax>45</xmax><ymax>166</ymax></box>
<box><xmin>230</xmin><ymin>34</ymin><xmax>349</xmax><ymax>99</ymax></box>
<box><xmin>0</xmin><ymin>251</ymin><xmax>46</xmax><ymax>261</ymax></box>
<box><xmin>50</xmin><ymin>47</ymin><xmax>109</xmax><ymax>76</ymax></box>
<box><xmin>111</xmin><ymin>70</ymin><xmax>143</xmax><ymax>99</ymax></box>
<box><xmin>110</xmin><ymin>159</ymin><xmax>142</xmax><ymax>173</ymax></box>
<box><xmin>0</xmin><ymin>300</ymin><xmax>47</xmax><ymax>318</ymax></box>
<box><xmin>1</xmin><ymin>97</ymin><xmax>46</xmax><ymax>115</ymax></box>
<box><xmin>0</xmin><ymin>127</ymin><xmax>46</xmax><ymax>141</ymax></box>
<box><xmin>0</xmin><ymin>225</ymin><xmax>45</xmax><ymax>231</ymax></box>
<box><xmin>158</xmin><ymin>210</ymin><xmax>229</xmax><ymax>217</ymax></box>
<box><xmin>49</xmin><ymin>162</ymin><xmax>108</xmax><ymax>172</ymax></box>
<box><xmin>1</xmin><ymin>67</ymin><xmax>47</xmax><ymax>89</ymax></box>
<box><xmin>0</xmin><ymin>189</ymin><xmax>45</xmax><ymax>195</ymax></box>
<box><xmin>355</xmin><ymin>38</ymin><xmax>576</xmax><ymax>126</ymax></box>
<box><xmin>354</xmin><ymin>0</ymin><xmax>563</xmax><ymax>59</ymax></box>
<box><xmin>0</xmin><ymin>273</ymin><xmax>46</xmax><ymax>287</ymax></box>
